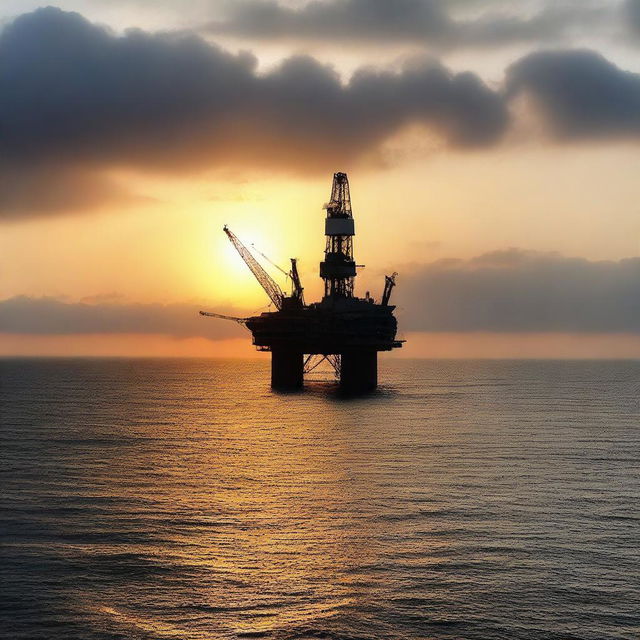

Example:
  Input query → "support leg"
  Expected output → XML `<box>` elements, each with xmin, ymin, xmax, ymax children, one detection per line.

<box><xmin>271</xmin><ymin>349</ymin><xmax>304</xmax><ymax>390</ymax></box>
<box><xmin>340</xmin><ymin>351</ymin><xmax>377</xmax><ymax>393</ymax></box>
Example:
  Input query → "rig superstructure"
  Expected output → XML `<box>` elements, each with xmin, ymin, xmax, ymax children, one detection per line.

<box><xmin>201</xmin><ymin>172</ymin><xmax>403</xmax><ymax>392</ymax></box>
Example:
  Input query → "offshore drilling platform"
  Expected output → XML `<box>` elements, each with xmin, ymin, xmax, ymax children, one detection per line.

<box><xmin>201</xmin><ymin>172</ymin><xmax>403</xmax><ymax>392</ymax></box>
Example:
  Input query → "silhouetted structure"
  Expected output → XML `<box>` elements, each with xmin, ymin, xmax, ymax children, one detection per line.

<box><xmin>201</xmin><ymin>172</ymin><xmax>403</xmax><ymax>392</ymax></box>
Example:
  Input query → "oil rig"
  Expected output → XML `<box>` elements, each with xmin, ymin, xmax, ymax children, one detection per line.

<box><xmin>201</xmin><ymin>172</ymin><xmax>403</xmax><ymax>392</ymax></box>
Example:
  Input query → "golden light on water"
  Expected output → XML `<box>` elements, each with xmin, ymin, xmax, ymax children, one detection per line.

<box><xmin>5</xmin><ymin>354</ymin><xmax>639</xmax><ymax>637</ymax></box>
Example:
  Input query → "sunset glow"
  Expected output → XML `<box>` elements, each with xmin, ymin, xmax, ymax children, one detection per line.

<box><xmin>1</xmin><ymin>2</ymin><xmax>639</xmax><ymax>356</ymax></box>
<box><xmin>3</xmin><ymin>4</ymin><xmax>640</xmax><ymax>639</ymax></box>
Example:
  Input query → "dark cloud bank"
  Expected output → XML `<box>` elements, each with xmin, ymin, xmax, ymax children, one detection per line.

<box><xmin>506</xmin><ymin>49</ymin><xmax>640</xmax><ymax>139</ymax></box>
<box><xmin>398</xmin><ymin>250</ymin><xmax>640</xmax><ymax>333</ymax></box>
<box><xmin>0</xmin><ymin>6</ymin><xmax>505</xmax><ymax>218</ymax></box>
<box><xmin>3</xmin><ymin>7</ymin><xmax>640</xmax><ymax>218</ymax></box>
<box><xmin>2</xmin><ymin>252</ymin><xmax>639</xmax><ymax>336</ymax></box>
<box><xmin>0</xmin><ymin>298</ymin><xmax>245</xmax><ymax>340</ymax></box>
<box><xmin>205</xmin><ymin>0</ymin><xmax>609</xmax><ymax>48</ymax></box>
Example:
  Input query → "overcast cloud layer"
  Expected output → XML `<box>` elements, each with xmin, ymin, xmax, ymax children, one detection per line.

<box><xmin>0</xmin><ymin>298</ymin><xmax>245</xmax><ymax>340</ymax></box>
<box><xmin>0</xmin><ymin>7</ymin><xmax>506</xmax><ymax>218</ymax></box>
<box><xmin>398</xmin><ymin>250</ymin><xmax>640</xmax><ymax>332</ymax></box>
<box><xmin>205</xmin><ymin>0</ymin><xmax>615</xmax><ymax>48</ymax></box>
<box><xmin>2</xmin><ymin>7</ymin><xmax>640</xmax><ymax>218</ymax></box>
<box><xmin>2</xmin><ymin>252</ymin><xmax>639</xmax><ymax>335</ymax></box>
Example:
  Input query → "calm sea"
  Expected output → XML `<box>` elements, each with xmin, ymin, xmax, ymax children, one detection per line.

<box><xmin>1</xmin><ymin>358</ymin><xmax>639</xmax><ymax>640</ymax></box>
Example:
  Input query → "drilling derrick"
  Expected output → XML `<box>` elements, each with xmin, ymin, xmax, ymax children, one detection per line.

<box><xmin>321</xmin><ymin>172</ymin><xmax>356</xmax><ymax>299</ymax></box>
<box><xmin>201</xmin><ymin>172</ymin><xmax>403</xmax><ymax>393</ymax></box>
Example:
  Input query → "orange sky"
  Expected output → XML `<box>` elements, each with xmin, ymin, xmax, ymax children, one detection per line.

<box><xmin>1</xmin><ymin>2</ymin><xmax>639</xmax><ymax>358</ymax></box>
<box><xmin>3</xmin><ymin>332</ymin><xmax>640</xmax><ymax>359</ymax></box>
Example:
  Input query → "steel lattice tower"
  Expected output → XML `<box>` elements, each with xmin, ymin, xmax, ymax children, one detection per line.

<box><xmin>320</xmin><ymin>172</ymin><xmax>356</xmax><ymax>299</ymax></box>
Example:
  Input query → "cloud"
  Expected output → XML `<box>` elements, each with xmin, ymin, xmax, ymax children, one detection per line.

<box><xmin>0</xmin><ymin>166</ymin><xmax>147</xmax><ymax>220</ymax></box>
<box><xmin>0</xmin><ymin>7</ymin><xmax>507</xmax><ymax>218</ymax></box>
<box><xmin>625</xmin><ymin>0</ymin><xmax>640</xmax><ymax>35</ymax></box>
<box><xmin>0</xmin><ymin>296</ymin><xmax>245</xmax><ymax>340</ymax></box>
<box><xmin>3</xmin><ymin>8</ymin><xmax>640</xmax><ymax>220</ymax></box>
<box><xmin>0</xmin><ymin>7</ymin><xmax>258</xmax><ymax>168</ymax></box>
<box><xmin>204</xmin><ymin>0</ymin><xmax>610</xmax><ymax>48</ymax></box>
<box><xmin>398</xmin><ymin>250</ymin><xmax>640</xmax><ymax>332</ymax></box>
<box><xmin>3</xmin><ymin>251</ymin><xmax>640</xmax><ymax>337</ymax></box>
<box><xmin>206</xmin><ymin>0</ymin><xmax>450</xmax><ymax>42</ymax></box>
<box><xmin>506</xmin><ymin>49</ymin><xmax>640</xmax><ymax>140</ymax></box>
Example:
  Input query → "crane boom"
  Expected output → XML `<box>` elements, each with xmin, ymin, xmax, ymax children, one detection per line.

<box><xmin>199</xmin><ymin>311</ymin><xmax>247</xmax><ymax>325</ymax></box>
<box><xmin>223</xmin><ymin>226</ymin><xmax>284</xmax><ymax>310</ymax></box>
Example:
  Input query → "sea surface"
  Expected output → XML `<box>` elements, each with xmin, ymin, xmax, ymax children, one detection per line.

<box><xmin>1</xmin><ymin>358</ymin><xmax>639</xmax><ymax>640</ymax></box>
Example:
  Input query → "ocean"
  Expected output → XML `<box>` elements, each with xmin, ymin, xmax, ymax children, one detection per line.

<box><xmin>1</xmin><ymin>358</ymin><xmax>639</xmax><ymax>640</ymax></box>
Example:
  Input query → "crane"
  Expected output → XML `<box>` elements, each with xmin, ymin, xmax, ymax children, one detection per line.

<box><xmin>290</xmin><ymin>258</ymin><xmax>304</xmax><ymax>304</ymax></box>
<box><xmin>252</xmin><ymin>244</ymin><xmax>304</xmax><ymax>304</ymax></box>
<box><xmin>224</xmin><ymin>226</ymin><xmax>284</xmax><ymax>310</ymax></box>
<box><xmin>199</xmin><ymin>311</ymin><xmax>247</xmax><ymax>324</ymax></box>
<box><xmin>251</xmin><ymin>242</ymin><xmax>304</xmax><ymax>304</ymax></box>
<box><xmin>381</xmin><ymin>272</ymin><xmax>398</xmax><ymax>306</ymax></box>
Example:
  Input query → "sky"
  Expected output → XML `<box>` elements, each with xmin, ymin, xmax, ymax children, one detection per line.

<box><xmin>1</xmin><ymin>0</ymin><xmax>640</xmax><ymax>358</ymax></box>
